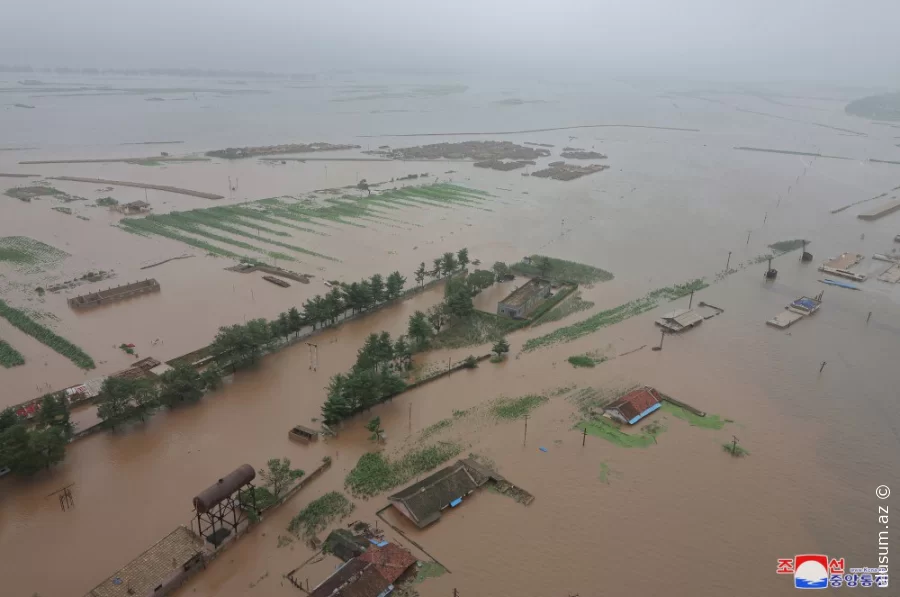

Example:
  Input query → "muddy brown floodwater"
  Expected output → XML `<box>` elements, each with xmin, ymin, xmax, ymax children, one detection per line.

<box><xmin>1</xmin><ymin>78</ymin><xmax>899</xmax><ymax>597</ymax></box>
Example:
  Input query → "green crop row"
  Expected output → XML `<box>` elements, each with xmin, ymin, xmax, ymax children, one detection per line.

<box><xmin>0</xmin><ymin>299</ymin><xmax>95</xmax><ymax>369</ymax></box>
<box><xmin>0</xmin><ymin>338</ymin><xmax>25</xmax><ymax>367</ymax></box>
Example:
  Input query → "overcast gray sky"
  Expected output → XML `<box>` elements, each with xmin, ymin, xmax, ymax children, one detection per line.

<box><xmin>2</xmin><ymin>0</ymin><xmax>899</xmax><ymax>84</ymax></box>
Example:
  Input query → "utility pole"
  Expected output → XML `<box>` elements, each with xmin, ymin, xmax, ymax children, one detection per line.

<box><xmin>408</xmin><ymin>403</ymin><xmax>412</xmax><ymax>434</ymax></box>
<box><xmin>819</xmin><ymin>361</ymin><xmax>827</xmax><ymax>373</ymax></box>
<box><xmin>582</xmin><ymin>426</ymin><xmax>587</xmax><ymax>447</ymax></box>
<box><xmin>867</xmin><ymin>311</ymin><xmax>872</xmax><ymax>324</ymax></box>
<box><xmin>688</xmin><ymin>290</ymin><xmax>694</xmax><ymax>309</ymax></box>
<box><xmin>448</xmin><ymin>357</ymin><xmax>452</xmax><ymax>374</ymax></box>
<box><xmin>730</xmin><ymin>435</ymin><xmax>739</xmax><ymax>456</ymax></box>
<box><xmin>746</xmin><ymin>230</ymin><xmax>752</xmax><ymax>246</ymax></box>
<box><xmin>725</xmin><ymin>251</ymin><xmax>732</xmax><ymax>272</ymax></box>
<box><xmin>523</xmin><ymin>415</ymin><xmax>529</xmax><ymax>446</ymax></box>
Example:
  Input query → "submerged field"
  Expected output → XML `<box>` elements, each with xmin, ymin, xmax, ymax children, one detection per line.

<box><xmin>118</xmin><ymin>183</ymin><xmax>490</xmax><ymax>263</ymax></box>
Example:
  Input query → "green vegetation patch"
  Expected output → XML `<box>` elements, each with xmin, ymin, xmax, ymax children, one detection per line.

<box><xmin>0</xmin><ymin>298</ymin><xmax>95</xmax><ymax>369</ymax></box>
<box><xmin>414</xmin><ymin>562</ymin><xmax>447</xmax><ymax>584</ymax></box>
<box><xmin>0</xmin><ymin>236</ymin><xmax>69</xmax><ymax>271</ymax></box>
<box><xmin>345</xmin><ymin>442</ymin><xmax>463</xmax><ymax>498</ymax></box>
<box><xmin>768</xmin><ymin>239</ymin><xmax>808</xmax><ymax>254</ymax></box>
<box><xmin>511</xmin><ymin>255</ymin><xmax>614</xmax><ymax>284</ymax></box>
<box><xmin>660</xmin><ymin>401</ymin><xmax>725</xmax><ymax>429</ymax></box>
<box><xmin>420</xmin><ymin>417</ymin><xmax>453</xmax><ymax>440</ymax></box>
<box><xmin>4</xmin><ymin>185</ymin><xmax>66</xmax><ymax>202</ymax></box>
<box><xmin>287</xmin><ymin>491</ymin><xmax>355</xmax><ymax>539</ymax></box>
<box><xmin>490</xmin><ymin>394</ymin><xmax>548</xmax><ymax>420</ymax></box>
<box><xmin>533</xmin><ymin>291</ymin><xmax>594</xmax><ymax>326</ymax></box>
<box><xmin>431</xmin><ymin>310</ymin><xmax>526</xmax><ymax>350</ymax></box>
<box><xmin>577</xmin><ymin>418</ymin><xmax>659</xmax><ymax>448</ymax></box>
<box><xmin>0</xmin><ymin>338</ymin><xmax>26</xmax><ymax>367</ymax></box>
<box><xmin>567</xmin><ymin>353</ymin><xmax>607</xmax><ymax>368</ymax></box>
<box><xmin>524</xmin><ymin>278</ymin><xmax>708</xmax><ymax>351</ymax></box>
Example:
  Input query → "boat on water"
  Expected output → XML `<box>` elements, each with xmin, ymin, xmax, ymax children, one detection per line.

<box><xmin>819</xmin><ymin>278</ymin><xmax>860</xmax><ymax>290</ymax></box>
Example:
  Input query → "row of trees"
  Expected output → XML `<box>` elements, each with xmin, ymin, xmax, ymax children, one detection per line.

<box><xmin>210</xmin><ymin>250</ymin><xmax>472</xmax><ymax>370</ymax></box>
<box><xmin>405</xmin><ymin>266</ymin><xmax>500</xmax><ymax>348</ymax></box>
<box><xmin>321</xmin><ymin>330</ymin><xmax>410</xmax><ymax>425</ymax></box>
<box><xmin>0</xmin><ymin>393</ymin><xmax>72</xmax><ymax>475</ymax></box>
<box><xmin>95</xmin><ymin>363</ymin><xmax>221</xmax><ymax>429</ymax></box>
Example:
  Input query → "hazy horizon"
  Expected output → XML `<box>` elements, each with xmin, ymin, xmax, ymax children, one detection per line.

<box><xmin>2</xmin><ymin>0</ymin><xmax>899</xmax><ymax>87</ymax></box>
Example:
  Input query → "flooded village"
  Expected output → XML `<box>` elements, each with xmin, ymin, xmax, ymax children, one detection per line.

<box><xmin>1</xmin><ymin>72</ymin><xmax>899</xmax><ymax>597</ymax></box>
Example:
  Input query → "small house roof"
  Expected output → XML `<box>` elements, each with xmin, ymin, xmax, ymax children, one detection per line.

<box><xmin>358</xmin><ymin>543</ymin><xmax>417</xmax><ymax>583</ymax></box>
<box><xmin>661</xmin><ymin>309</ymin><xmax>703</xmax><ymax>327</ymax></box>
<box><xmin>309</xmin><ymin>560</ymin><xmax>391</xmax><ymax>597</ymax></box>
<box><xmin>388</xmin><ymin>462</ymin><xmax>480</xmax><ymax>528</ymax></box>
<box><xmin>605</xmin><ymin>387</ymin><xmax>662</xmax><ymax>422</ymax></box>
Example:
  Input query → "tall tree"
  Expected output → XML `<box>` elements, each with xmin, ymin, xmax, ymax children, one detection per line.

<box><xmin>29</xmin><ymin>427</ymin><xmax>67</xmax><ymax>472</ymax></box>
<box><xmin>259</xmin><ymin>458</ymin><xmax>304</xmax><ymax>499</ymax></box>
<box><xmin>432</xmin><ymin>257</ymin><xmax>443</xmax><ymax>279</ymax></box>
<box><xmin>287</xmin><ymin>307</ymin><xmax>304</xmax><ymax>338</ymax></box>
<box><xmin>467</xmin><ymin>269</ymin><xmax>495</xmax><ymax>293</ymax></box>
<box><xmin>444</xmin><ymin>277</ymin><xmax>473</xmax><ymax>317</ymax></box>
<box><xmin>393</xmin><ymin>336</ymin><xmax>412</xmax><ymax>370</ymax></box>
<box><xmin>35</xmin><ymin>393</ymin><xmax>73</xmax><ymax>438</ymax></box>
<box><xmin>96</xmin><ymin>377</ymin><xmax>157</xmax><ymax>429</ymax></box>
<box><xmin>457</xmin><ymin>248</ymin><xmax>469</xmax><ymax>270</ymax></box>
<box><xmin>376</xmin><ymin>331</ymin><xmax>394</xmax><ymax>365</ymax></box>
<box><xmin>493</xmin><ymin>261</ymin><xmax>512</xmax><ymax>281</ymax></box>
<box><xmin>359</xmin><ymin>280</ymin><xmax>374</xmax><ymax>311</ymax></box>
<box><xmin>369</xmin><ymin>274</ymin><xmax>386</xmax><ymax>304</ymax></box>
<box><xmin>366</xmin><ymin>417</ymin><xmax>384</xmax><ymax>442</ymax></box>
<box><xmin>441</xmin><ymin>252</ymin><xmax>458</xmax><ymax>275</ymax></box>
<box><xmin>277</xmin><ymin>311</ymin><xmax>292</xmax><ymax>343</ymax></box>
<box><xmin>414</xmin><ymin>262</ymin><xmax>427</xmax><ymax>289</ymax></box>
<box><xmin>426</xmin><ymin>303</ymin><xmax>449</xmax><ymax>332</ymax></box>
<box><xmin>325</xmin><ymin>287</ymin><xmax>345</xmax><ymax>323</ymax></box>
<box><xmin>158</xmin><ymin>362</ymin><xmax>205</xmax><ymax>408</ymax></box>
<box><xmin>536</xmin><ymin>256</ymin><xmax>552</xmax><ymax>278</ymax></box>
<box><xmin>407</xmin><ymin>310</ymin><xmax>433</xmax><ymax>348</ymax></box>
<box><xmin>492</xmin><ymin>338</ymin><xmax>510</xmax><ymax>357</ymax></box>
<box><xmin>385</xmin><ymin>271</ymin><xmax>406</xmax><ymax>300</ymax></box>
<box><xmin>322</xmin><ymin>374</ymin><xmax>354</xmax><ymax>424</ymax></box>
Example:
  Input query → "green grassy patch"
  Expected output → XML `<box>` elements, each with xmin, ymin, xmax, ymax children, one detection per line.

<box><xmin>577</xmin><ymin>418</ymin><xmax>658</xmax><ymax>448</ymax></box>
<box><xmin>523</xmin><ymin>278</ymin><xmax>708</xmax><ymax>351</ymax></box>
<box><xmin>287</xmin><ymin>491</ymin><xmax>355</xmax><ymax>539</ymax></box>
<box><xmin>490</xmin><ymin>394</ymin><xmax>548</xmax><ymax>420</ymax></box>
<box><xmin>660</xmin><ymin>401</ymin><xmax>725</xmax><ymax>429</ymax></box>
<box><xmin>0</xmin><ymin>298</ymin><xmax>95</xmax><ymax>369</ymax></box>
<box><xmin>511</xmin><ymin>255</ymin><xmax>614</xmax><ymax>284</ymax></box>
<box><xmin>4</xmin><ymin>185</ymin><xmax>66</xmax><ymax>202</ymax></box>
<box><xmin>531</xmin><ymin>290</ymin><xmax>594</xmax><ymax>326</ymax></box>
<box><xmin>345</xmin><ymin>442</ymin><xmax>463</xmax><ymax>498</ymax></box>
<box><xmin>420</xmin><ymin>418</ymin><xmax>453</xmax><ymax>440</ymax></box>
<box><xmin>768</xmin><ymin>239</ymin><xmax>808</xmax><ymax>254</ymax></box>
<box><xmin>723</xmin><ymin>443</ymin><xmax>750</xmax><ymax>457</ymax></box>
<box><xmin>431</xmin><ymin>310</ymin><xmax>526</xmax><ymax>350</ymax></box>
<box><xmin>567</xmin><ymin>353</ymin><xmax>607</xmax><ymax>368</ymax></box>
<box><xmin>0</xmin><ymin>338</ymin><xmax>25</xmax><ymax>367</ymax></box>
<box><xmin>414</xmin><ymin>562</ymin><xmax>447</xmax><ymax>584</ymax></box>
<box><xmin>0</xmin><ymin>236</ymin><xmax>69</xmax><ymax>272</ymax></box>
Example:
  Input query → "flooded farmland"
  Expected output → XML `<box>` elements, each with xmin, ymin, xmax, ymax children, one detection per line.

<box><xmin>1</xmin><ymin>73</ymin><xmax>899</xmax><ymax>597</ymax></box>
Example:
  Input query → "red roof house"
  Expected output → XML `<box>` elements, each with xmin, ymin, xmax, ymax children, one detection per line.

<box><xmin>358</xmin><ymin>543</ymin><xmax>417</xmax><ymax>584</ymax></box>
<box><xmin>604</xmin><ymin>386</ymin><xmax>663</xmax><ymax>425</ymax></box>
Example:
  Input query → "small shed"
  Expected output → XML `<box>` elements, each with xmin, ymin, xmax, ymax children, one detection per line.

<box><xmin>288</xmin><ymin>424</ymin><xmax>319</xmax><ymax>443</ymax></box>
<box><xmin>387</xmin><ymin>461</ymin><xmax>486</xmax><ymax>528</ymax></box>
<box><xmin>497</xmin><ymin>278</ymin><xmax>551</xmax><ymax>319</ymax></box>
<box><xmin>604</xmin><ymin>387</ymin><xmax>662</xmax><ymax>425</ymax></box>
<box><xmin>120</xmin><ymin>200</ymin><xmax>151</xmax><ymax>215</ymax></box>
<box><xmin>655</xmin><ymin>308</ymin><xmax>703</xmax><ymax>333</ymax></box>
